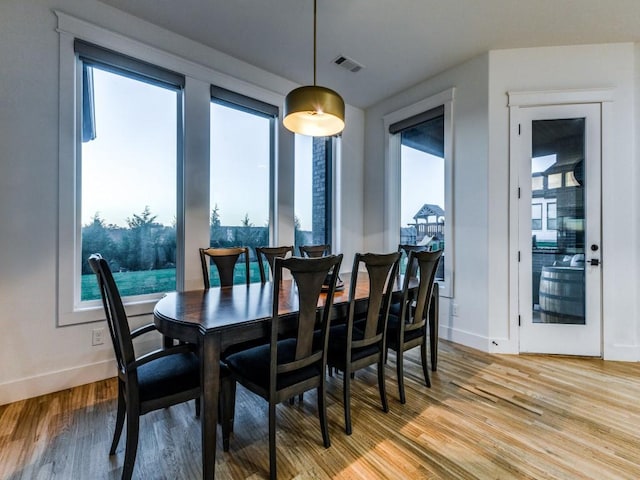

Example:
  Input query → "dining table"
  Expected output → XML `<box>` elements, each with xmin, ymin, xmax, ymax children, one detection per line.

<box><xmin>153</xmin><ymin>272</ymin><xmax>439</xmax><ymax>479</ymax></box>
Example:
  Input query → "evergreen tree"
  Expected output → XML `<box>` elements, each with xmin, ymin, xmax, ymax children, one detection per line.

<box><xmin>81</xmin><ymin>213</ymin><xmax>117</xmax><ymax>274</ymax></box>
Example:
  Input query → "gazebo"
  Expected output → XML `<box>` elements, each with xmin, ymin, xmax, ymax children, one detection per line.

<box><xmin>410</xmin><ymin>203</ymin><xmax>445</xmax><ymax>245</ymax></box>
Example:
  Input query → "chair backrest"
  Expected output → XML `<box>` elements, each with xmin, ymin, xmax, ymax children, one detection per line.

<box><xmin>398</xmin><ymin>244</ymin><xmax>427</xmax><ymax>278</ymax></box>
<box><xmin>199</xmin><ymin>247</ymin><xmax>250</xmax><ymax>288</ymax></box>
<box><xmin>270</xmin><ymin>254</ymin><xmax>343</xmax><ymax>395</ymax></box>
<box><xmin>400</xmin><ymin>250</ymin><xmax>442</xmax><ymax>328</ymax></box>
<box><xmin>299</xmin><ymin>244</ymin><xmax>331</xmax><ymax>258</ymax></box>
<box><xmin>87</xmin><ymin>254</ymin><xmax>135</xmax><ymax>379</ymax></box>
<box><xmin>348</xmin><ymin>252</ymin><xmax>401</xmax><ymax>349</ymax></box>
<box><xmin>255</xmin><ymin>246</ymin><xmax>294</xmax><ymax>283</ymax></box>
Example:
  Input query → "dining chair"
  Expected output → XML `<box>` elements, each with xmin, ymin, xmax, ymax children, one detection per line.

<box><xmin>326</xmin><ymin>251</ymin><xmax>401</xmax><ymax>435</ymax></box>
<box><xmin>255</xmin><ymin>245</ymin><xmax>294</xmax><ymax>283</ymax></box>
<box><xmin>224</xmin><ymin>254</ymin><xmax>343</xmax><ymax>480</ymax></box>
<box><xmin>389</xmin><ymin>244</ymin><xmax>429</xmax><ymax>319</ymax></box>
<box><xmin>299</xmin><ymin>244</ymin><xmax>331</xmax><ymax>258</ymax></box>
<box><xmin>386</xmin><ymin>249</ymin><xmax>442</xmax><ymax>403</ymax></box>
<box><xmin>199</xmin><ymin>246</ymin><xmax>250</xmax><ymax>288</ymax></box>
<box><xmin>88</xmin><ymin>254</ymin><xmax>235</xmax><ymax>480</ymax></box>
<box><xmin>398</xmin><ymin>244</ymin><xmax>428</xmax><ymax>278</ymax></box>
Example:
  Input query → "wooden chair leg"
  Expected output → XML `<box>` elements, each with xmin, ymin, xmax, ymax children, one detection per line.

<box><xmin>421</xmin><ymin>340</ymin><xmax>431</xmax><ymax>388</ymax></box>
<box><xmin>195</xmin><ymin>397</ymin><xmax>201</xmax><ymax>418</ymax></box>
<box><xmin>268</xmin><ymin>402</ymin><xmax>277</xmax><ymax>480</ymax></box>
<box><xmin>110</xmin><ymin>381</ymin><xmax>126</xmax><ymax>455</ymax></box>
<box><xmin>317</xmin><ymin>384</ymin><xmax>330</xmax><ymax>448</ymax></box>
<box><xmin>396</xmin><ymin>349</ymin><xmax>407</xmax><ymax>404</ymax></box>
<box><xmin>122</xmin><ymin>406</ymin><xmax>140</xmax><ymax>480</ymax></box>
<box><xmin>377</xmin><ymin>356</ymin><xmax>388</xmax><ymax>413</ymax></box>
<box><xmin>429</xmin><ymin>288</ymin><xmax>439</xmax><ymax>372</ymax></box>
<box><xmin>343</xmin><ymin>367</ymin><xmax>352</xmax><ymax>435</ymax></box>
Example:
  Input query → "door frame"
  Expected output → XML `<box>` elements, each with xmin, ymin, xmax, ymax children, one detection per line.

<box><xmin>507</xmin><ymin>88</ymin><xmax>614</xmax><ymax>355</ymax></box>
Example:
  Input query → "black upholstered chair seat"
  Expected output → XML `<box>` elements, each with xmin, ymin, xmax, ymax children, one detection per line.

<box><xmin>226</xmin><ymin>338</ymin><xmax>322</xmax><ymax>391</ymax></box>
<box><xmin>137</xmin><ymin>352</ymin><xmax>200</xmax><ymax>402</ymax></box>
<box><xmin>385</xmin><ymin>315</ymin><xmax>423</xmax><ymax>350</ymax></box>
<box><xmin>324</xmin><ymin>325</ymin><xmax>380</xmax><ymax>369</ymax></box>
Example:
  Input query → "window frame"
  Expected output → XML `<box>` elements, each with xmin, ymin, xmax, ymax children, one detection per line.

<box><xmin>294</xmin><ymin>135</ymin><xmax>335</xmax><ymax>250</ymax></box>
<box><xmin>58</xmin><ymin>36</ymin><xmax>185</xmax><ymax>326</ymax></box>
<box><xmin>546</xmin><ymin>201</ymin><xmax>557</xmax><ymax>230</ymax></box>
<box><xmin>383</xmin><ymin>88</ymin><xmax>455</xmax><ymax>298</ymax></box>
<box><xmin>56</xmin><ymin>12</ymin><xmax>286</xmax><ymax>326</ymax></box>
<box><xmin>56</xmin><ymin>12</ymin><xmax>332</xmax><ymax>326</ymax></box>
<box><xmin>209</xmin><ymin>86</ymin><xmax>278</xmax><ymax>272</ymax></box>
<box><xmin>531</xmin><ymin>203</ymin><xmax>543</xmax><ymax>230</ymax></box>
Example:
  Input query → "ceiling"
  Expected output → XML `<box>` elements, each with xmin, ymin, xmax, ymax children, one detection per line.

<box><xmin>100</xmin><ymin>0</ymin><xmax>640</xmax><ymax>109</ymax></box>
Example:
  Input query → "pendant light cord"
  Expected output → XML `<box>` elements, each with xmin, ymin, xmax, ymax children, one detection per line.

<box><xmin>313</xmin><ymin>0</ymin><xmax>317</xmax><ymax>86</ymax></box>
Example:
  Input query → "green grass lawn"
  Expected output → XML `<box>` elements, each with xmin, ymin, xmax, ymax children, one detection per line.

<box><xmin>82</xmin><ymin>263</ymin><xmax>264</xmax><ymax>301</ymax></box>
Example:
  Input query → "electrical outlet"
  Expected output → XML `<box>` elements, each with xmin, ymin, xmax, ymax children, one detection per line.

<box><xmin>452</xmin><ymin>303</ymin><xmax>459</xmax><ymax>316</ymax></box>
<box><xmin>92</xmin><ymin>327</ymin><xmax>105</xmax><ymax>346</ymax></box>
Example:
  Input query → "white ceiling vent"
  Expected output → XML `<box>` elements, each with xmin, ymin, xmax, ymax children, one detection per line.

<box><xmin>333</xmin><ymin>55</ymin><xmax>365</xmax><ymax>73</ymax></box>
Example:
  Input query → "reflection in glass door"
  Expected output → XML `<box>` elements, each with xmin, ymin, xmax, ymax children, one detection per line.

<box><xmin>531</xmin><ymin>118</ymin><xmax>586</xmax><ymax>325</ymax></box>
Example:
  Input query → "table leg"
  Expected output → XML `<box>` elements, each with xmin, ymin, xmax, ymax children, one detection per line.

<box><xmin>200</xmin><ymin>334</ymin><xmax>220</xmax><ymax>479</ymax></box>
<box><xmin>428</xmin><ymin>284</ymin><xmax>439</xmax><ymax>372</ymax></box>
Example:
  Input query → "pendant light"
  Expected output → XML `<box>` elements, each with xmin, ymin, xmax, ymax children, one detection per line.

<box><xmin>283</xmin><ymin>0</ymin><xmax>345</xmax><ymax>137</ymax></box>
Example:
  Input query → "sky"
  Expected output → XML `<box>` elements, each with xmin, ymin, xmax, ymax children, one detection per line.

<box><xmin>82</xmin><ymin>68</ymin><xmax>177</xmax><ymax>227</ymax></box>
<box><xmin>400</xmin><ymin>145</ymin><xmax>445</xmax><ymax>227</ymax></box>
<box><xmin>82</xmin><ymin>67</ymin><xmax>315</xmax><ymax>229</ymax></box>
<box><xmin>81</xmin><ymin>66</ymin><xmax>443</xmax><ymax>233</ymax></box>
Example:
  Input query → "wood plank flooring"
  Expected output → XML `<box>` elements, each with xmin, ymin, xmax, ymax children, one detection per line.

<box><xmin>1</xmin><ymin>340</ymin><xmax>639</xmax><ymax>479</ymax></box>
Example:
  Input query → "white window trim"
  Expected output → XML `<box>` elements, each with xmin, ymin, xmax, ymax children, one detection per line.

<box><xmin>383</xmin><ymin>88</ymin><xmax>455</xmax><ymax>298</ymax></box>
<box><xmin>55</xmin><ymin>11</ymin><xmax>285</xmax><ymax>325</ymax></box>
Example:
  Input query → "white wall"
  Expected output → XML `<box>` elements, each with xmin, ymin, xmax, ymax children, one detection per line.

<box><xmin>364</xmin><ymin>54</ymin><xmax>492</xmax><ymax>350</ymax></box>
<box><xmin>488</xmin><ymin>44</ymin><xmax>638</xmax><ymax>360</ymax></box>
<box><xmin>365</xmin><ymin>42</ymin><xmax>639</xmax><ymax>361</ymax></box>
<box><xmin>0</xmin><ymin>0</ymin><xmax>365</xmax><ymax>404</ymax></box>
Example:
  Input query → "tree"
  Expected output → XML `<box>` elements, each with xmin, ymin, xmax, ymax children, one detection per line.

<box><xmin>241</xmin><ymin>213</ymin><xmax>252</xmax><ymax>227</ymax></box>
<box><xmin>210</xmin><ymin>204</ymin><xmax>221</xmax><ymax>228</ymax></box>
<box><xmin>294</xmin><ymin>215</ymin><xmax>307</xmax><ymax>247</ymax></box>
<box><xmin>81</xmin><ymin>213</ymin><xmax>116</xmax><ymax>274</ymax></box>
<box><xmin>126</xmin><ymin>205</ymin><xmax>158</xmax><ymax>229</ymax></box>
<box><xmin>121</xmin><ymin>206</ymin><xmax>160</xmax><ymax>271</ymax></box>
<box><xmin>210</xmin><ymin>204</ymin><xmax>222</xmax><ymax>246</ymax></box>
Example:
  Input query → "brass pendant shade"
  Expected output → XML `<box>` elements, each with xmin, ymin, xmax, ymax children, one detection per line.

<box><xmin>283</xmin><ymin>0</ymin><xmax>345</xmax><ymax>137</ymax></box>
<box><xmin>283</xmin><ymin>85</ymin><xmax>345</xmax><ymax>137</ymax></box>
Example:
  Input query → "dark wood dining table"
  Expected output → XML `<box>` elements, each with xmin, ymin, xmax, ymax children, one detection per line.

<box><xmin>153</xmin><ymin>273</ymin><xmax>439</xmax><ymax>479</ymax></box>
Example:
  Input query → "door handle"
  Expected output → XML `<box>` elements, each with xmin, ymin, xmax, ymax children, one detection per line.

<box><xmin>590</xmin><ymin>258</ymin><xmax>600</xmax><ymax>266</ymax></box>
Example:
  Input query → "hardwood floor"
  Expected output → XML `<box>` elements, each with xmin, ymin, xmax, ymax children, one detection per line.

<box><xmin>2</xmin><ymin>340</ymin><xmax>639</xmax><ymax>479</ymax></box>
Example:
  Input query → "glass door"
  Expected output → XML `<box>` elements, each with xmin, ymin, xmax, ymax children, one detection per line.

<box><xmin>518</xmin><ymin>104</ymin><xmax>601</xmax><ymax>356</ymax></box>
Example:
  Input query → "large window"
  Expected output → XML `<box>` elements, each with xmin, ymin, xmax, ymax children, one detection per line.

<box><xmin>392</xmin><ymin>106</ymin><xmax>447</xmax><ymax>283</ymax></box>
<box><xmin>547</xmin><ymin>202</ymin><xmax>557</xmax><ymax>230</ymax></box>
<box><xmin>384</xmin><ymin>89</ymin><xmax>454</xmax><ymax>297</ymax></box>
<box><xmin>209</xmin><ymin>86</ymin><xmax>277</xmax><ymax>285</ymax></box>
<box><xmin>531</xmin><ymin>203</ymin><xmax>543</xmax><ymax>230</ymax></box>
<box><xmin>294</xmin><ymin>135</ymin><xmax>333</xmax><ymax>251</ymax></box>
<box><xmin>57</xmin><ymin>16</ymin><xmax>329</xmax><ymax>325</ymax></box>
<box><xmin>75</xmin><ymin>40</ymin><xmax>182</xmax><ymax>303</ymax></box>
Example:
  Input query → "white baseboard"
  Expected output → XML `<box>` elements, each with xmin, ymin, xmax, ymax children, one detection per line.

<box><xmin>604</xmin><ymin>343</ymin><xmax>640</xmax><ymax>362</ymax></box>
<box><xmin>0</xmin><ymin>359</ymin><xmax>117</xmax><ymax>406</ymax></box>
<box><xmin>439</xmin><ymin>324</ymin><xmax>489</xmax><ymax>352</ymax></box>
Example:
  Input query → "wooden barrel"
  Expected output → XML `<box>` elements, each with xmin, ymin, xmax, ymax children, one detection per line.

<box><xmin>538</xmin><ymin>266</ymin><xmax>584</xmax><ymax>323</ymax></box>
